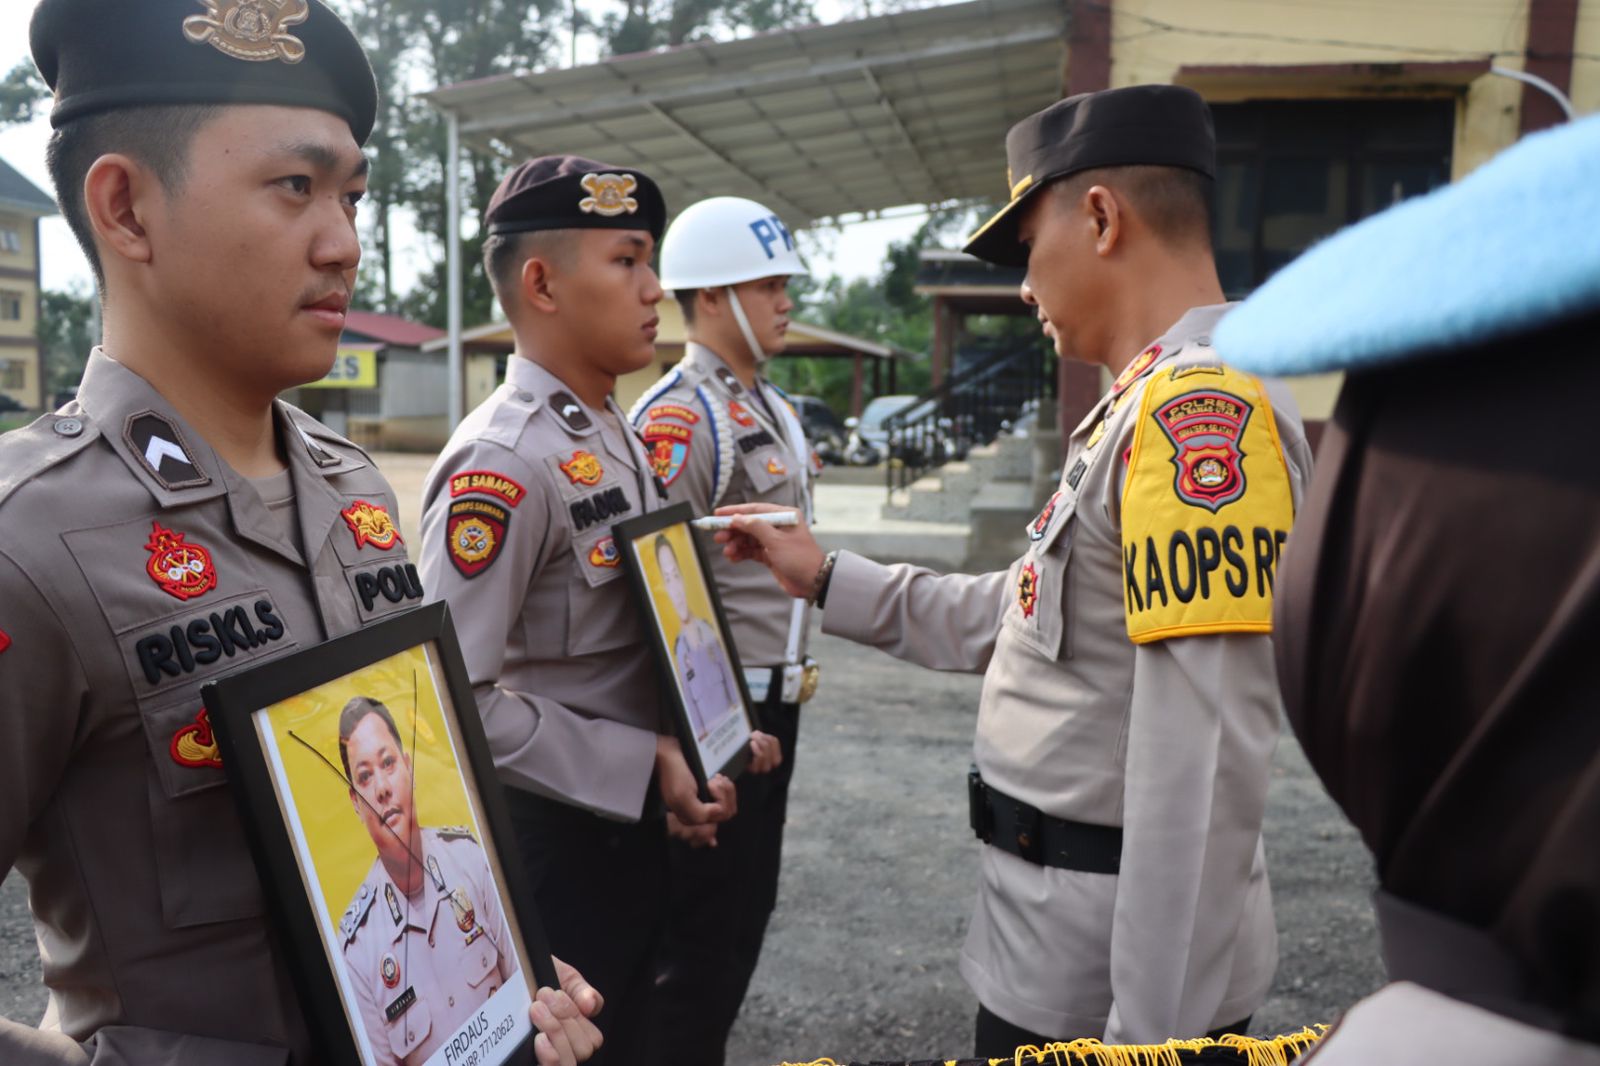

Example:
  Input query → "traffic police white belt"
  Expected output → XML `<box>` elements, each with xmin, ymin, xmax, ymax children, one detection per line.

<box><xmin>743</xmin><ymin>658</ymin><xmax>819</xmax><ymax>705</ymax></box>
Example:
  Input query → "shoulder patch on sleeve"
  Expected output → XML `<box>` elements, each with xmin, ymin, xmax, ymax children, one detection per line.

<box><xmin>1120</xmin><ymin>363</ymin><xmax>1295</xmax><ymax>644</ymax></box>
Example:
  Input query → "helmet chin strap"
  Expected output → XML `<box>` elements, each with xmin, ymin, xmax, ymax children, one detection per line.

<box><xmin>726</xmin><ymin>286</ymin><xmax>772</xmax><ymax>365</ymax></box>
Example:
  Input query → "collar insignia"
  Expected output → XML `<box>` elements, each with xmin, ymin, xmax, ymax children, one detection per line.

<box><xmin>550</xmin><ymin>391</ymin><xmax>593</xmax><ymax>432</ymax></box>
<box><xmin>385</xmin><ymin>883</ymin><xmax>403</xmax><ymax>925</ymax></box>
<box><xmin>145</xmin><ymin>522</ymin><xmax>219</xmax><ymax>601</ymax></box>
<box><xmin>578</xmin><ymin>173</ymin><xmax>639</xmax><ymax>217</ymax></box>
<box><xmin>1016</xmin><ymin>562</ymin><xmax>1038</xmax><ymax>620</ymax></box>
<box><xmin>1113</xmin><ymin>344</ymin><xmax>1162</xmax><ymax>396</ymax></box>
<box><xmin>169</xmin><ymin>707</ymin><xmax>223</xmax><ymax>768</ymax></box>
<box><xmin>714</xmin><ymin>367</ymin><xmax>744</xmax><ymax>395</ymax></box>
<box><xmin>183</xmin><ymin>0</ymin><xmax>309</xmax><ymax>64</ymax></box>
<box><xmin>341</xmin><ymin>501</ymin><xmax>402</xmax><ymax>551</ymax></box>
<box><xmin>297</xmin><ymin>424</ymin><xmax>340</xmax><ymax>468</ymax></box>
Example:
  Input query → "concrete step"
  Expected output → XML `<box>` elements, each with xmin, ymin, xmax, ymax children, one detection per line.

<box><xmin>880</xmin><ymin>487</ymin><xmax>913</xmax><ymax>520</ymax></box>
<box><xmin>966</xmin><ymin>479</ymin><xmax>1035</xmax><ymax>572</ymax></box>
<box><xmin>904</xmin><ymin>474</ymin><xmax>972</xmax><ymax>523</ymax></box>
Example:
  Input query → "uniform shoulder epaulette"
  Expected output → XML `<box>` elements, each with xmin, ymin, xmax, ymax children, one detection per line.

<box><xmin>0</xmin><ymin>412</ymin><xmax>102</xmax><ymax>512</ymax></box>
<box><xmin>478</xmin><ymin>387</ymin><xmax>544</xmax><ymax>451</ymax></box>
<box><xmin>338</xmin><ymin>880</ymin><xmax>377</xmax><ymax>948</ymax></box>
<box><xmin>435</xmin><ymin>824</ymin><xmax>478</xmax><ymax>842</ymax></box>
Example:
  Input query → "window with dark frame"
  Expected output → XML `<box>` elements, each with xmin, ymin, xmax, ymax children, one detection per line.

<box><xmin>0</xmin><ymin>291</ymin><xmax>22</xmax><ymax>322</ymax></box>
<box><xmin>1210</xmin><ymin>99</ymin><xmax>1455</xmax><ymax>299</ymax></box>
<box><xmin>1</xmin><ymin>360</ymin><xmax>25</xmax><ymax>390</ymax></box>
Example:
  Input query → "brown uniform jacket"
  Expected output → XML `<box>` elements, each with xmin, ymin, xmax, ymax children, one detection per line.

<box><xmin>822</xmin><ymin>306</ymin><xmax>1313</xmax><ymax>1041</ymax></box>
<box><xmin>0</xmin><ymin>351</ymin><xmax>423</xmax><ymax>1065</ymax></box>
<box><xmin>417</xmin><ymin>356</ymin><xmax>665</xmax><ymax>820</ymax></box>
<box><xmin>629</xmin><ymin>342</ymin><xmax>814</xmax><ymax>670</ymax></box>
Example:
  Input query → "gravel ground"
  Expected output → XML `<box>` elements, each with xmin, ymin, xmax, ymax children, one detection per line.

<box><xmin>0</xmin><ymin>627</ymin><xmax>1384</xmax><ymax>1063</ymax></box>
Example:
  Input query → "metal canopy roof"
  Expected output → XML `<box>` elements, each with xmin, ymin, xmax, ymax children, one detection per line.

<box><xmin>425</xmin><ymin>0</ymin><xmax>1067</xmax><ymax>228</ymax></box>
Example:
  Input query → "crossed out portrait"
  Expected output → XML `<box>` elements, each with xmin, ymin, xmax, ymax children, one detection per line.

<box><xmin>616</xmin><ymin>504</ymin><xmax>756</xmax><ymax>787</ymax></box>
<box><xmin>205</xmin><ymin>607</ymin><xmax>549</xmax><ymax>1066</ymax></box>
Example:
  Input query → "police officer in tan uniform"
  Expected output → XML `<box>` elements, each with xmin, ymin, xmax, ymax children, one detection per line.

<box><xmin>628</xmin><ymin>195</ymin><xmax>816</xmax><ymax>1064</ymax></box>
<box><xmin>0</xmin><ymin>5</ymin><xmax>600</xmax><ymax>1063</ymax></box>
<box><xmin>338</xmin><ymin>697</ymin><xmax>518</xmax><ymax>1065</ymax></box>
<box><xmin>417</xmin><ymin>157</ymin><xmax>778</xmax><ymax>1066</ymax></box>
<box><xmin>718</xmin><ymin>86</ymin><xmax>1313</xmax><ymax>1053</ymax></box>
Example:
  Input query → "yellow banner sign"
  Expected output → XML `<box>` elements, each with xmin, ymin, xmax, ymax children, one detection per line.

<box><xmin>303</xmin><ymin>348</ymin><xmax>377</xmax><ymax>389</ymax></box>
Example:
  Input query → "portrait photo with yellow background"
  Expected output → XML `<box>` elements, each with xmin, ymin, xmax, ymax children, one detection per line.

<box><xmin>634</xmin><ymin>523</ymin><xmax>720</xmax><ymax>652</ymax></box>
<box><xmin>257</xmin><ymin>644</ymin><xmax>480</xmax><ymax>925</ymax></box>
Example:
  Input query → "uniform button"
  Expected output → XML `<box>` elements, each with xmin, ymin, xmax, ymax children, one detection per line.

<box><xmin>407</xmin><ymin>1031</ymin><xmax>414</xmax><ymax>1043</ymax></box>
<box><xmin>1195</xmin><ymin>335</ymin><xmax>1212</xmax><ymax>346</ymax></box>
<box><xmin>1016</xmin><ymin>831</ymin><xmax>1032</xmax><ymax>849</ymax></box>
<box><xmin>449</xmin><ymin>995</ymin><xmax>455</xmax><ymax>1007</ymax></box>
<box><xmin>53</xmin><ymin>417</ymin><xmax>83</xmax><ymax>437</ymax></box>
<box><xmin>481</xmin><ymin>953</ymin><xmax>488</xmax><ymax>967</ymax></box>
<box><xmin>516</xmin><ymin>390</ymin><xmax>535</xmax><ymax>403</ymax></box>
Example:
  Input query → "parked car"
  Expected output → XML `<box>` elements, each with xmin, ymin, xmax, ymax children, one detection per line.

<box><xmin>788</xmin><ymin>393</ymin><xmax>848</xmax><ymax>463</ymax></box>
<box><xmin>0</xmin><ymin>394</ymin><xmax>25</xmax><ymax>414</ymax></box>
<box><xmin>845</xmin><ymin>394</ymin><xmax>958</xmax><ymax>467</ymax></box>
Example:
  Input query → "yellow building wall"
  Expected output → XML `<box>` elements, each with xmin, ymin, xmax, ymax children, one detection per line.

<box><xmin>1111</xmin><ymin>0</ymin><xmax>1531</xmax><ymax>180</ymax></box>
<box><xmin>1574</xmin><ymin>4</ymin><xmax>1600</xmax><ymax>113</ymax></box>
<box><xmin>1109</xmin><ymin>0</ymin><xmax>1600</xmax><ymax>421</ymax></box>
<box><xmin>0</xmin><ymin>212</ymin><xmax>43</xmax><ymax>410</ymax></box>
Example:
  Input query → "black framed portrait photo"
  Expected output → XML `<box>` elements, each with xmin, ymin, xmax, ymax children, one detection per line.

<box><xmin>614</xmin><ymin>502</ymin><xmax>758</xmax><ymax>789</ymax></box>
<box><xmin>202</xmin><ymin>601</ymin><xmax>555</xmax><ymax>1066</ymax></box>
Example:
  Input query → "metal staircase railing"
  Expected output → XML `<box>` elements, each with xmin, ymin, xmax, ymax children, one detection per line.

<box><xmin>883</xmin><ymin>343</ymin><xmax>1056</xmax><ymax>498</ymax></box>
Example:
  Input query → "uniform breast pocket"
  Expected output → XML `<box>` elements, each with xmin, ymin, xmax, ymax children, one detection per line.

<box><xmin>563</xmin><ymin>526</ymin><xmax>642</xmax><ymax>657</ymax></box>
<box><xmin>740</xmin><ymin>449</ymin><xmax>790</xmax><ymax>495</ymax></box>
<box><xmin>1001</xmin><ymin>499</ymin><xmax>1076</xmax><ymax>661</ymax></box>
<box><xmin>138</xmin><ymin>692</ymin><xmax>267</xmax><ymax>929</ymax></box>
<box><xmin>344</xmin><ymin>559</ymin><xmax>426</xmax><ymax>624</ymax></box>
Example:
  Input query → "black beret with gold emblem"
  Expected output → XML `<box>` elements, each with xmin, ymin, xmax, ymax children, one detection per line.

<box><xmin>964</xmin><ymin>84</ymin><xmax>1215</xmax><ymax>267</ymax></box>
<box><xmin>30</xmin><ymin>0</ymin><xmax>378</xmax><ymax>144</ymax></box>
<box><xmin>485</xmin><ymin>155</ymin><xmax>667</xmax><ymax>241</ymax></box>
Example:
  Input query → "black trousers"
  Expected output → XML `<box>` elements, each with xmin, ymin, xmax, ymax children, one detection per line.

<box><xmin>651</xmin><ymin>699</ymin><xmax>802</xmax><ymax>1066</ymax></box>
<box><xmin>505</xmin><ymin>786</ymin><xmax>667</xmax><ymax>1066</ymax></box>
<box><xmin>975</xmin><ymin>1004</ymin><xmax>1252</xmax><ymax>1057</ymax></box>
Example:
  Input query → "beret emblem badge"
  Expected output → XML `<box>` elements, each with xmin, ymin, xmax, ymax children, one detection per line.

<box><xmin>578</xmin><ymin>173</ymin><xmax>639</xmax><ymax>217</ymax></box>
<box><xmin>183</xmin><ymin>0</ymin><xmax>309</xmax><ymax>64</ymax></box>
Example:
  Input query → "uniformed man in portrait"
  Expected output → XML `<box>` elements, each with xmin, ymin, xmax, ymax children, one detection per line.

<box><xmin>0</xmin><ymin>4</ymin><xmax>600</xmax><ymax>1063</ymax></box>
<box><xmin>653</xmin><ymin>536</ymin><xmax>742</xmax><ymax>740</ymax></box>
<box><xmin>337</xmin><ymin>697</ymin><xmax>518</xmax><ymax>1066</ymax></box>
<box><xmin>627</xmin><ymin>194</ymin><xmax>817</xmax><ymax>1064</ymax></box>
<box><xmin>716</xmin><ymin>86</ymin><xmax>1313</xmax><ymax>1053</ymax></box>
<box><xmin>1215</xmin><ymin>112</ymin><xmax>1600</xmax><ymax>1064</ymax></box>
<box><xmin>416</xmin><ymin>156</ymin><xmax>779</xmax><ymax>1066</ymax></box>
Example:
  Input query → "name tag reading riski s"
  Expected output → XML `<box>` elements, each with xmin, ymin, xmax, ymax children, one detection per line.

<box><xmin>1120</xmin><ymin>362</ymin><xmax>1294</xmax><ymax>644</ymax></box>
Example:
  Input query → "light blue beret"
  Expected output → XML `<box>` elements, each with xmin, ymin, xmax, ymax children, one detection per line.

<box><xmin>1214</xmin><ymin>112</ymin><xmax>1600</xmax><ymax>376</ymax></box>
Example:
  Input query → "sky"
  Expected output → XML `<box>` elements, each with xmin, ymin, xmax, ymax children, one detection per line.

<box><xmin>0</xmin><ymin>3</ymin><xmax>930</xmax><ymax>303</ymax></box>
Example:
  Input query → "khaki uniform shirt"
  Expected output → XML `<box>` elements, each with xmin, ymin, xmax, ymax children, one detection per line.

<box><xmin>418</xmin><ymin>357</ymin><xmax>665</xmax><ymax>821</ymax></box>
<box><xmin>629</xmin><ymin>343</ymin><xmax>814</xmax><ymax>670</ymax></box>
<box><xmin>340</xmin><ymin>827</ymin><xmax>515</xmax><ymax>1066</ymax></box>
<box><xmin>0</xmin><ymin>351</ymin><xmax>423</xmax><ymax>1065</ymax></box>
<box><xmin>822</xmin><ymin>307</ymin><xmax>1314</xmax><ymax>1041</ymax></box>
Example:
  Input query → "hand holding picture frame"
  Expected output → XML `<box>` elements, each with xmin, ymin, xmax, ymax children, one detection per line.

<box><xmin>202</xmin><ymin>602</ymin><xmax>556</xmax><ymax>1066</ymax></box>
<box><xmin>614</xmin><ymin>502</ymin><xmax>759</xmax><ymax>791</ymax></box>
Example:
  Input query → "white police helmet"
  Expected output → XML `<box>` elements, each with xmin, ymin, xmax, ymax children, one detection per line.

<box><xmin>659</xmin><ymin>196</ymin><xmax>808</xmax><ymax>290</ymax></box>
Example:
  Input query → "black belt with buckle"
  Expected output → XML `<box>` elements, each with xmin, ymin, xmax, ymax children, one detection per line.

<box><xmin>968</xmin><ymin>767</ymin><xmax>1122</xmax><ymax>874</ymax></box>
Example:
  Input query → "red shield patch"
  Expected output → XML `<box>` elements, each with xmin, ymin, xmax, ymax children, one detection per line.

<box><xmin>650</xmin><ymin>438</ymin><xmax>689</xmax><ymax>485</ymax></box>
<box><xmin>145</xmin><ymin>522</ymin><xmax>219</xmax><ymax>601</ymax></box>
<box><xmin>447</xmin><ymin>500</ymin><xmax>509</xmax><ymax>579</ymax></box>
<box><xmin>1152</xmin><ymin>388</ymin><xmax>1253</xmax><ymax>512</ymax></box>
<box><xmin>0</xmin><ymin>627</ymin><xmax>10</xmax><ymax>656</ymax></box>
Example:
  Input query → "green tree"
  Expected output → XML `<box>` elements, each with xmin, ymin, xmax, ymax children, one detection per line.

<box><xmin>0</xmin><ymin>61</ymin><xmax>46</xmax><ymax>128</ymax></box>
<box><xmin>37</xmin><ymin>284</ymin><xmax>96</xmax><ymax>399</ymax></box>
